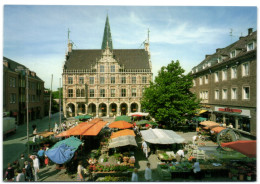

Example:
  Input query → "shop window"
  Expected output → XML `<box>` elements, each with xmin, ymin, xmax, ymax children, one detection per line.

<box><xmin>238</xmin><ymin>118</ymin><xmax>250</xmax><ymax>132</ymax></box>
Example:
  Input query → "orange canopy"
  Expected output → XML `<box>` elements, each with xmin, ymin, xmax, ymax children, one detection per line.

<box><xmin>109</xmin><ymin>121</ymin><xmax>133</xmax><ymax>129</ymax></box>
<box><xmin>82</xmin><ymin>121</ymin><xmax>107</xmax><ymax>136</ymax></box>
<box><xmin>221</xmin><ymin>140</ymin><xmax>256</xmax><ymax>158</ymax></box>
<box><xmin>56</xmin><ymin>121</ymin><xmax>107</xmax><ymax>137</ymax></box>
<box><xmin>110</xmin><ymin>129</ymin><xmax>136</xmax><ymax>139</ymax></box>
<box><xmin>200</xmin><ymin>121</ymin><xmax>219</xmax><ymax>127</ymax></box>
<box><xmin>211</xmin><ymin>127</ymin><xmax>226</xmax><ymax>133</ymax></box>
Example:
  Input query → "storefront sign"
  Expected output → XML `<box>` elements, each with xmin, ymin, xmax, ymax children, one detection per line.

<box><xmin>218</xmin><ymin>107</ymin><xmax>242</xmax><ymax>113</ymax></box>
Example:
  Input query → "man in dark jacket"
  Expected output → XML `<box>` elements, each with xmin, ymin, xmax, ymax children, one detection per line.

<box><xmin>24</xmin><ymin>161</ymin><xmax>34</xmax><ymax>181</ymax></box>
<box><xmin>17</xmin><ymin>154</ymin><xmax>26</xmax><ymax>170</ymax></box>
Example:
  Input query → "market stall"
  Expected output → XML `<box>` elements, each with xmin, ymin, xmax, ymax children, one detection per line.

<box><xmin>109</xmin><ymin>121</ymin><xmax>133</xmax><ymax>129</ymax></box>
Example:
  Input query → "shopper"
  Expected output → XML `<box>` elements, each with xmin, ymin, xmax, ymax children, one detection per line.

<box><xmin>142</xmin><ymin>141</ymin><xmax>148</xmax><ymax>158</ymax></box>
<box><xmin>32</xmin><ymin>155</ymin><xmax>40</xmax><ymax>181</ymax></box>
<box><xmin>77</xmin><ymin>161</ymin><xmax>85</xmax><ymax>181</ymax></box>
<box><xmin>5</xmin><ymin>163</ymin><xmax>15</xmax><ymax>181</ymax></box>
<box><xmin>131</xmin><ymin>168</ymin><xmax>138</xmax><ymax>182</ymax></box>
<box><xmin>24</xmin><ymin>161</ymin><xmax>34</xmax><ymax>181</ymax></box>
<box><xmin>17</xmin><ymin>154</ymin><xmax>26</xmax><ymax>170</ymax></box>
<box><xmin>144</xmin><ymin>163</ymin><xmax>152</xmax><ymax>181</ymax></box>
<box><xmin>16</xmin><ymin>169</ymin><xmax>25</xmax><ymax>182</ymax></box>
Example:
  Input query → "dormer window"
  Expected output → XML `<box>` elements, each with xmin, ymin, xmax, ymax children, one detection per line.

<box><xmin>208</xmin><ymin>62</ymin><xmax>211</xmax><ymax>67</ymax></box>
<box><xmin>230</xmin><ymin>50</ymin><xmax>236</xmax><ymax>58</ymax></box>
<box><xmin>247</xmin><ymin>42</ymin><xmax>255</xmax><ymax>51</ymax></box>
<box><xmin>195</xmin><ymin>68</ymin><xmax>198</xmax><ymax>72</ymax></box>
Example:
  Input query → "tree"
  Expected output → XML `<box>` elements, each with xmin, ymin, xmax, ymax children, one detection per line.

<box><xmin>52</xmin><ymin>88</ymin><xmax>63</xmax><ymax>99</ymax></box>
<box><xmin>141</xmin><ymin>60</ymin><xmax>200</xmax><ymax>128</ymax></box>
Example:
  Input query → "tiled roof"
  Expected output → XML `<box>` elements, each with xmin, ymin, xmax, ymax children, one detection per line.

<box><xmin>64</xmin><ymin>49</ymin><xmax>150</xmax><ymax>70</ymax></box>
<box><xmin>192</xmin><ymin>30</ymin><xmax>257</xmax><ymax>73</ymax></box>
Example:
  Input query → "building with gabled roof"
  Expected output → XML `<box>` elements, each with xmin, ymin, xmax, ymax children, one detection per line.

<box><xmin>3</xmin><ymin>57</ymin><xmax>45</xmax><ymax>124</ymax></box>
<box><xmin>62</xmin><ymin>15</ymin><xmax>153</xmax><ymax>118</ymax></box>
<box><xmin>190</xmin><ymin>28</ymin><xmax>257</xmax><ymax>137</ymax></box>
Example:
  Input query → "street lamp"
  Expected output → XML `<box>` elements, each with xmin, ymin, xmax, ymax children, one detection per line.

<box><xmin>16</xmin><ymin>66</ymin><xmax>29</xmax><ymax>156</ymax></box>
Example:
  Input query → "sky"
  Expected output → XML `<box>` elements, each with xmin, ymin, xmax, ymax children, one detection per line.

<box><xmin>2</xmin><ymin>5</ymin><xmax>258</xmax><ymax>90</ymax></box>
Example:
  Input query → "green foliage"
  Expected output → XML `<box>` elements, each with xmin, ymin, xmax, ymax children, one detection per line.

<box><xmin>141</xmin><ymin>60</ymin><xmax>200</xmax><ymax>127</ymax></box>
<box><xmin>52</xmin><ymin>88</ymin><xmax>63</xmax><ymax>99</ymax></box>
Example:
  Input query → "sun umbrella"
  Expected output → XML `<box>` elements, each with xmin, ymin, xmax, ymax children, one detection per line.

<box><xmin>221</xmin><ymin>140</ymin><xmax>256</xmax><ymax>158</ymax></box>
<box><xmin>110</xmin><ymin>129</ymin><xmax>135</xmax><ymax>139</ymax></box>
<box><xmin>75</xmin><ymin>115</ymin><xmax>92</xmax><ymax>120</ymax></box>
<box><xmin>136</xmin><ymin>120</ymin><xmax>149</xmax><ymax>125</ymax></box>
<box><xmin>115</xmin><ymin>115</ymin><xmax>131</xmax><ymax>122</ymax></box>
<box><xmin>192</xmin><ymin>117</ymin><xmax>207</xmax><ymax>122</ymax></box>
<box><xmin>211</xmin><ymin>127</ymin><xmax>226</xmax><ymax>134</ymax></box>
<box><xmin>200</xmin><ymin>121</ymin><xmax>219</xmax><ymax>127</ymax></box>
<box><xmin>109</xmin><ymin>121</ymin><xmax>133</xmax><ymax>129</ymax></box>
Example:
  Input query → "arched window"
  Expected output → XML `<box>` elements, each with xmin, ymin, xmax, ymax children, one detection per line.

<box><xmin>81</xmin><ymin>89</ymin><xmax>85</xmax><ymax>97</ymax></box>
<box><xmin>76</xmin><ymin>89</ymin><xmax>80</xmax><ymax>97</ymax></box>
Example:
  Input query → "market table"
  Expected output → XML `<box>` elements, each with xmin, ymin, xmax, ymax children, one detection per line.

<box><xmin>200</xmin><ymin>164</ymin><xmax>228</xmax><ymax>178</ymax></box>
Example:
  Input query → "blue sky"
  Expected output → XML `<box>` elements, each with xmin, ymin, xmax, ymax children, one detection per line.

<box><xmin>3</xmin><ymin>6</ymin><xmax>257</xmax><ymax>90</ymax></box>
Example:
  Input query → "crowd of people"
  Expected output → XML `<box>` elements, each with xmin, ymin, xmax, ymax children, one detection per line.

<box><xmin>4</xmin><ymin>152</ymin><xmax>44</xmax><ymax>182</ymax></box>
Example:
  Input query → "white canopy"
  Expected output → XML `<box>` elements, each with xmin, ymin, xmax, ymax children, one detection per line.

<box><xmin>129</xmin><ymin>112</ymin><xmax>149</xmax><ymax>116</ymax></box>
<box><xmin>108</xmin><ymin>135</ymin><xmax>138</xmax><ymax>148</ymax></box>
<box><xmin>140</xmin><ymin>128</ymin><xmax>185</xmax><ymax>144</ymax></box>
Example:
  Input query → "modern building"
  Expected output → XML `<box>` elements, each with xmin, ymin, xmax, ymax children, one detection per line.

<box><xmin>190</xmin><ymin>28</ymin><xmax>256</xmax><ymax>137</ymax></box>
<box><xmin>62</xmin><ymin>16</ymin><xmax>153</xmax><ymax>118</ymax></box>
<box><xmin>3</xmin><ymin>57</ymin><xmax>45</xmax><ymax>124</ymax></box>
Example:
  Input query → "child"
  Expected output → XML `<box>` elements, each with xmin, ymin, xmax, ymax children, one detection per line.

<box><xmin>44</xmin><ymin>155</ymin><xmax>49</xmax><ymax>166</ymax></box>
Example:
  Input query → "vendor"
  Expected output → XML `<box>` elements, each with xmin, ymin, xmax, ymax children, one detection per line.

<box><xmin>176</xmin><ymin>149</ymin><xmax>185</xmax><ymax>162</ymax></box>
<box><xmin>142</xmin><ymin>141</ymin><xmax>148</xmax><ymax>158</ymax></box>
<box><xmin>193</xmin><ymin>134</ymin><xmax>201</xmax><ymax>145</ymax></box>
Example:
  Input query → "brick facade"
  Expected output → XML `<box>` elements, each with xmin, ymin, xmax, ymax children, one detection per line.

<box><xmin>191</xmin><ymin>29</ymin><xmax>257</xmax><ymax>136</ymax></box>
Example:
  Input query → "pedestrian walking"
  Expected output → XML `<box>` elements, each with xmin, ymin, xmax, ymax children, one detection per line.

<box><xmin>44</xmin><ymin>155</ymin><xmax>49</xmax><ymax>166</ymax></box>
<box><xmin>141</xmin><ymin>141</ymin><xmax>148</xmax><ymax>158</ymax></box>
<box><xmin>5</xmin><ymin>163</ymin><xmax>15</xmax><ymax>181</ymax></box>
<box><xmin>32</xmin><ymin>155</ymin><xmax>40</xmax><ymax>181</ymax></box>
<box><xmin>144</xmin><ymin>163</ymin><xmax>152</xmax><ymax>181</ymax></box>
<box><xmin>16</xmin><ymin>169</ymin><xmax>25</xmax><ymax>182</ymax></box>
<box><xmin>17</xmin><ymin>154</ymin><xmax>26</xmax><ymax>170</ymax></box>
<box><xmin>24</xmin><ymin>161</ymin><xmax>34</xmax><ymax>181</ymax></box>
<box><xmin>192</xmin><ymin>159</ymin><xmax>201</xmax><ymax>179</ymax></box>
<box><xmin>77</xmin><ymin>161</ymin><xmax>85</xmax><ymax>181</ymax></box>
<box><xmin>37</xmin><ymin>147</ymin><xmax>45</xmax><ymax>167</ymax></box>
<box><xmin>131</xmin><ymin>168</ymin><xmax>138</xmax><ymax>182</ymax></box>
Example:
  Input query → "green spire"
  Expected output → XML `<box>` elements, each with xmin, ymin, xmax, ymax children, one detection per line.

<box><xmin>101</xmin><ymin>15</ymin><xmax>113</xmax><ymax>50</ymax></box>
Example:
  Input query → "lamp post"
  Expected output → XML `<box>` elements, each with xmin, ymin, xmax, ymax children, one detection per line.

<box><xmin>16</xmin><ymin>66</ymin><xmax>29</xmax><ymax>156</ymax></box>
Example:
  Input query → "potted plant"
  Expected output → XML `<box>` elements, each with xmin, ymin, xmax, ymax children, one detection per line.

<box><xmin>230</xmin><ymin>169</ymin><xmax>238</xmax><ymax>180</ymax></box>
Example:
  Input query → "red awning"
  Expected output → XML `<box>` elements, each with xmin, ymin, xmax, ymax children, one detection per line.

<box><xmin>221</xmin><ymin>140</ymin><xmax>256</xmax><ymax>158</ymax></box>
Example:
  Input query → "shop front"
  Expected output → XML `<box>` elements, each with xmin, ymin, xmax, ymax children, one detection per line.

<box><xmin>213</xmin><ymin>106</ymin><xmax>252</xmax><ymax>134</ymax></box>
